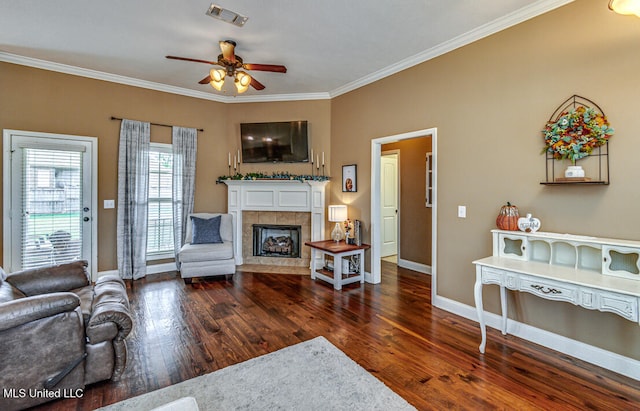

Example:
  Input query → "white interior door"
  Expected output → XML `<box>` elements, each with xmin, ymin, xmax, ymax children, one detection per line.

<box><xmin>380</xmin><ymin>152</ymin><xmax>398</xmax><ymax>258</ymax></box>
<box><xmin>3</xmin><ymin>130</ymin><xmax>97</xmax><ymax>276</ymax></box>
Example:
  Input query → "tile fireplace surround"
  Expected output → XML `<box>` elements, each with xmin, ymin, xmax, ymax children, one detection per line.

<box><xmin>223</xmin><ymin>180</ymin><xmax>329</xmax><ymax>267</ymax></box>
<box><xmin>243</xmin><ymin>211</ymin><xmax>309</xmax><ymax>267</ymax></box>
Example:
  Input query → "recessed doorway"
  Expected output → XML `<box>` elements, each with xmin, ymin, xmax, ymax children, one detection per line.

<box><xmin>370</xmin><ymin>128</ymin><xmax>437</xmax><ymax>300</ymax></box>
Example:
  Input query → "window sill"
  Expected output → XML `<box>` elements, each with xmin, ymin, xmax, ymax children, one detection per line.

<box><xmin>147</xmin><ymin>252</ymin><xmax>174</xmax><ymax>261</ymax></box>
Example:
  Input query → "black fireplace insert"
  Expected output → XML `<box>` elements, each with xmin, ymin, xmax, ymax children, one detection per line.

<box><xmin>253</xmin><ymin>224</ymin><xmax>301</xmax><ymax>258</ymax></box>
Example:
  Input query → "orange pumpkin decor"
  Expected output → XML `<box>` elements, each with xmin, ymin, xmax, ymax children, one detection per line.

<box><xmin>496</xmin><ymin>202</ymin><xmax>520</xmax><ymax>231</ymax></box>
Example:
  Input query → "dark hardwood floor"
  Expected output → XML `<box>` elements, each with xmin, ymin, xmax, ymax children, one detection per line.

<box><xmin>35</xmin><ymin>262</ymin><xmax>639</xmax><ymax>410</ymax></box>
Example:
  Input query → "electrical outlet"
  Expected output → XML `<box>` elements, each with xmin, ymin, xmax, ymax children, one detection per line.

<box><xmin>104</xmin><ymin>199</ymin><xmax>115</xmax><ymax>209</ymax></box>
<box><xmin>458</xmin><ymin>205</ymin><xmax>466</xmax><ymax>218</ymax></box>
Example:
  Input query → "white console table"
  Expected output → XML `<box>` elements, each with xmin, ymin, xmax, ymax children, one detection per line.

<box><xmin>474</xmin><ymin>230</ymin><xmax>640</xmax><ymax>353</ymax></box>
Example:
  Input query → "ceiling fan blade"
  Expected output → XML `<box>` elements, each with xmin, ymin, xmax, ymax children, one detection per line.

<box><xmin>250</xmin><ymin>77</ymin><xmax>266</xmax><ymax>90</ymax></box>
<box><xmin>219</xmin><ymin>40</ymin><xmax>236</xmax><ymax>63</ymax></box>
<box><xmin>198</xmin><ymin>75</ymin><xmax>212</xmax><ymax>84</ymax></box>
<box><xmin>166</xmin><ymin>55</ymin><xmax>219</xmax><ymax>65</ymax></box>
<box><xmin>243</xmin><ymin>63</ymin><xmax>287</xmax><ymax>73</ymax></box>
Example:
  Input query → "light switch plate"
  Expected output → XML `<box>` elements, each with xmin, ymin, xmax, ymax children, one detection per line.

<box><xmin>458</xmin><ymin>205</ymin><xmax>466</xmax><ymax>218</ymax></box>
<box><xmin>104</xmin><ymin>199</ymin><xmax>115</xmax><ymax>209</ymax></box>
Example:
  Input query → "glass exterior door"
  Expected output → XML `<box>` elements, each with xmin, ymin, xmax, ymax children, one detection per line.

<box><xmin>6</xmin><ymin>132</ymin><xmax>94</xmax><ymax>273</ymax></box>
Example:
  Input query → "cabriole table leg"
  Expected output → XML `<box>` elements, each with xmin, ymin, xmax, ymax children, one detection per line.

<box><xmin>474</xmin><ymin>268</ymin><xmax>487</xmax><ymax>353</ymax></box>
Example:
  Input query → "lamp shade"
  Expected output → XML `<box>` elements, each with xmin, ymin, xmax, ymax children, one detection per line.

<box><xmin>209</xmin><ymin>68</ymin><xmax>226</xmax><ymax>91</ymax></box>
<box><xmin>609</xmin><ymin>0</ymin><xmax>640</xmax><ymax>16</ymax></box>
<box><xmin>328</xmin><ymin>205</ymin><xmax>348</xmax><ymax>222</ymax></box>
<box><xmin>210</xmin><ymin>68</ymin><xmax>226</xmax><ymax>82</ymax></box>
<box><xmin>235</xmin><ymin>71</ymin><xmax>252</xmax><ymax>93</ymax></box>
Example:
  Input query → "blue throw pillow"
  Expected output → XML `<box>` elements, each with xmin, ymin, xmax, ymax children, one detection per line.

<box><xmin>191</xmin><ymin>215</ymin><xmax>223</xmax><ymax>244</ymax></box>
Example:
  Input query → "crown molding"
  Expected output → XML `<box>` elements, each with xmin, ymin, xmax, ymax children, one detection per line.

<box><xmin>0</xmin><ymin>0</ymin><xmax>572</xmax><ymax>103</ymax></box>
<box><xmin>0</xmin><ymin>52</ymin><xmax>230</xmax><ymax>102</ymax></box>
<box><xmin>329</xmin><ymin>0</ymin><xmax>574</xmax><ymax>98</ymax></box>
<box><xmin>0</xmin><ymin>52</ymin><xmax>329</xmax><ymax>103</ymax></box>
<box><xmin>223</xmin><ymin>91</ymin><xmax>331</xmax><ymax>103</ymax></box>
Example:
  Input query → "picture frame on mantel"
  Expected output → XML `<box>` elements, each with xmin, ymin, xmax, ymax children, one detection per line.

<box><xmin>342</xmin><ymin>164</ymin><xmax>357</xmax><ymax>192</ymax></box>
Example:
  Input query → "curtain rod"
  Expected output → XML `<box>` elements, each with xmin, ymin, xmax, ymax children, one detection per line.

<box><xmin>110</xmin><ymin>116</ymin><xmax>204</xmax><ymax>132</ymax></box>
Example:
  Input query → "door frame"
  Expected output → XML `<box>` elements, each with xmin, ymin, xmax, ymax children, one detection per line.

<box><xmin>370</xmin><ymin>127</ymin><xmax>437</xmax><ymax>300</ymax></box>
<box><xmin>3</xmin><ymin>129</ymin><xmax>98</xmax><ymax>279</ymax></box>
<box><xmin>380</xmin><ymin>150</ymin><xmax>400</xmax><ymax>258</ymax></box>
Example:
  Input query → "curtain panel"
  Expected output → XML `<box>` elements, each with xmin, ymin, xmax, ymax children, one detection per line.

<box><xmin>172</xmin><ymin>126</ymin><xmax>198</xmax><ymax>267</ymax></box>
<box><xmin>117</xmin><ymin>119</ymin><xmax>150</xmax><ymax>280</ymax></box>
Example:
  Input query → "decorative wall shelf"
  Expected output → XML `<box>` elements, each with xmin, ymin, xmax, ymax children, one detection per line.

<box><xmin>540</xmin><ymin>95</ymin><xmax>611</xmax><ymax>185</ymax></box>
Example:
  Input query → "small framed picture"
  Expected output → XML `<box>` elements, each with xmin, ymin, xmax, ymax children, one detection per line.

<box><xmin>342</xmin><ymin>164</ymin><xmax>357</xmax><ymax>192</ymax></box>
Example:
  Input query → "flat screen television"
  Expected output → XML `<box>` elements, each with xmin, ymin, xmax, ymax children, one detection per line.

<box><xmin>240</xmin><ymin>121</ymin><xmax>309</xmax><ymax>163</ymax></box>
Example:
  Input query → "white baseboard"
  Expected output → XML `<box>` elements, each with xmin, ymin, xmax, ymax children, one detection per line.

<box><xmin>397</xmin><ymin>258</ymin><xmax>431</xmax><ymax>275</ymax></box>
<box><xmin>433</xmin><ymin>295</ymin><xmax>640</xmax><ymax>381</ymax></box>
<box><xmin>364</xmin><ymin>271</ymin><xmax>375</xmax><ymax>284</ymax></box>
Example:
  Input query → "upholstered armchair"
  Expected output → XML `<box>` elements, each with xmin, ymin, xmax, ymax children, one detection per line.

<box><xmin>178</xmin><ymin>213</ymin><xmax>236</xmax><ymax>283</ymax></box>
<box><xmin>0</xmin><ymin>260</ymin><xmax>133</xmax><ymax>411</ymax></box>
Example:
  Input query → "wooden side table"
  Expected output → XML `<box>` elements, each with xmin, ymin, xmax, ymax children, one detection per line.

<box><xmin>304</xmin><ymin>240</ymin><xmax>370</xmax><ymax>290</ymax></box>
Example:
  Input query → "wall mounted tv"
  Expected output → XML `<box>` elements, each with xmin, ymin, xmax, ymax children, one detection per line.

<box><xmin>240</xmin><ymin>121</ymin><xmax>309</xmax><ymax>163</ymax></box>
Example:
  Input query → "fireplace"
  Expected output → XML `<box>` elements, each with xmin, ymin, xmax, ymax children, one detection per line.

<box><xmin>253</xmin><ymin>224</ymin><xmax>301</xmax><ymax>258</ymax></box>
<box><xmin>223</xmin><ymin>179</ymin><xmax>328</xmax><ymax>267</ymax></box>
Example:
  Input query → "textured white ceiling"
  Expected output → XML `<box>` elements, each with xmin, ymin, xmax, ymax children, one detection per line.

<box><xmin>0</xmin><ymin>0</ymin><xmax>572</xmax><ymax>102</ymax></box>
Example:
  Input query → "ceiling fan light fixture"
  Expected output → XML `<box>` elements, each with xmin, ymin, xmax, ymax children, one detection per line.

<box><xmin>209</xmin><ymin>79</ymin><xmax>224</xmax><ymax>91</ymax></box>
<box><xmin>168</xmin><ymin>40</ymin><xmax>284</xmax><ymax>94</ymax></box>
<box><xmin>209</xmin><ymin>68</ymin><xmax>226</xmax><ymax>91</ymax></box>
<box><xmin>206</xmin><ymin>4</ymin><xmax>249</xmax><ymax>27</ymax></box>
<box><xmin>609</xmin><ymin>0</ymin><xmax>640</xmax><ymax>16</ymax></box>
<box><xmin>210</xmin><ymin>68</ymin><xmax>225</xmax><ymax>82</ymax></box>
<box><xmin>234</xmin><ymin>71</ymin><xmax>251</xmax><ymax>93</ymax></box>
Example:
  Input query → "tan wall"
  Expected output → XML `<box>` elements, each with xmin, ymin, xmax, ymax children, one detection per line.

<box><xmin>330</xmin><ymin>0</ymin><xmax>640</xmax><ymax>359</ymax></box>
<box><xmin>0</xmin><ymin>62</ymin><xmax>331</xmax><ymax>271</ymax></box>
<box><xmin>382</xmin><ymin>137</ymin><xmax>432</xmax><ymax>265</ymax></box>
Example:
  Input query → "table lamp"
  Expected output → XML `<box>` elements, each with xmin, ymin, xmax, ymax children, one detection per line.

<box><xmin>328</xmin><ymin>205</ymin><xmax>348</xmax><ymax>242</ymax></box>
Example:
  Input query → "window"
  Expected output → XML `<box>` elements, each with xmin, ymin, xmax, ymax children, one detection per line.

<box><xmin>147</xmin><ymin>143</ymin><xmax>174</xmax><ymax>258</ymax></box>
<box><xmin>21</xmin><ymin>148</ymin><xmax>83</xmax><ymax>268</ymax></box>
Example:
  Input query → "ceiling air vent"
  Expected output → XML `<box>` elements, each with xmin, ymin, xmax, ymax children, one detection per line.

<box><xmin>206</xmin><ymin>4</ymin><xmax>248</xmax><ymax>27</ymax></box>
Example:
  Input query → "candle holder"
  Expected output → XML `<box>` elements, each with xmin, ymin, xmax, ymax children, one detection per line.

<box><xmin>228</xmin><ymin>165</ymin><xmax>231</xmax><ymax>176</ymax></box>
<box><xmin>322</xmin><ymin>165</ymin><xmax>325</xmax><ymax>177</ymax></box>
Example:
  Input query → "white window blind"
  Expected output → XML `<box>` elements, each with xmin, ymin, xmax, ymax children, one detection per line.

<box><xmin>147</xmin><ymin>144</ymin><xmax>174</xmax><ymax>257</ymax></box>
<box><xmin>21</xmin><ymin>148</ymin><xmax>83</xmax><ymax>269</ymax></box>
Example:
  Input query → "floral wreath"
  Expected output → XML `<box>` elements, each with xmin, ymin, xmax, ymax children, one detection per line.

<box><xmin>542</xmin><ymin>106</ymin><xmax>614</xmax><ymax>164</ymax></box>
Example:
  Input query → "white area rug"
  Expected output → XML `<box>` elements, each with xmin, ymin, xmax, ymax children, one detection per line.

<box><xmin>98</xmin><ymin>336</ymin><xmax>415</xmax><ymax>411</ymax></box>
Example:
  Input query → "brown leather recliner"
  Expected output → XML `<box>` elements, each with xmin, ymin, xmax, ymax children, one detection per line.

<box><xmin>0</xmin><ymin>260</ymin><xmax>133</xmax><ymax>411</ymax></box>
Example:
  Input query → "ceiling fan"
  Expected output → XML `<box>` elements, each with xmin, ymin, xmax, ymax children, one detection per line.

<box><xmin>166</xmin><ymin>40</ymin><xmax>287</xmax><ymax>93</ymax></box>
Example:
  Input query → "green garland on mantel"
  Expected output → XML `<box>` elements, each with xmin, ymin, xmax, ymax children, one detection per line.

<box><xmin>216</xmin><ymin>172</ymin><xmax>330</xmax><ymax>184</ymax></box>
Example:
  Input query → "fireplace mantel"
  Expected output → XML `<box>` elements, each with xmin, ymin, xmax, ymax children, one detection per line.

<box><xmin>223</xmin><ymin>180</ymin><xmax>329</xmax><ymax>265</ymax></box>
